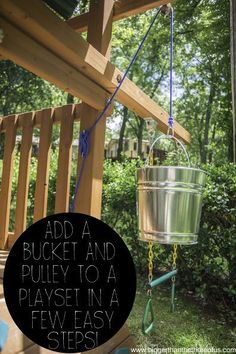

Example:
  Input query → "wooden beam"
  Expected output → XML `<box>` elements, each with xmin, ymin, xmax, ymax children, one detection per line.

<box><xmin>114</xmin><ymin>0</ymin><xmax>173</xmax><ymax>20</ymax></box>
<box><xmin>67</xmin><ymin>0</ymin><xmax>172</xmax><ymax>32</ymax></box>
<box><xmin>0</xmin><ymin>0</ymin><xmax>190</xmax><ymax>143</ymax></box>
<box><xmin>0</xmin><ymin>17</ymin><xmax>108</xmax><ymax>111</ymax></box>
<box><xmin>68</xmin><ymin>12</ymin><xmax>88</xmax><ymax>33</ymax></box>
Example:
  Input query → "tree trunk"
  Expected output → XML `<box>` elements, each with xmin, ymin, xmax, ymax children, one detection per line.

<box><xmin>117</xmin><ymin>106</ymin><xmax>128</xmax><ymax>160</ymax></box>
<box><xmin>230</xmin><ymin>0</ymin><xmax>236</xmax><ymax>162</ymax></box>
<box><xmin>137</xmin><ymin>119</ymin><xmax>145</xmax><ymax>158</ymax></box>
<box><xmin>208</xmin><ymin>122</ymin><xmax>216</xmax><ymax>163</ymax></box>
<box><xmin>228</xmin><ymin>128</ymin><xmax>234</xmax><ymax>162</ymax></box>
<box><xmin>201</xmin><ymin>82</ymin><xmax>215</xmax><ymax>164</ymax></box>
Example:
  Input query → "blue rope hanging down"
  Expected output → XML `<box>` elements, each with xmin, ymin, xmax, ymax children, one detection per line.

<box><xmin>70</xmin><ymin>6</ymin><xmax>164</xmax><ymax>212</ymax></box>
<box><xmin>168</xmin><ymin>7</ymin><xmax>174</xmax><ymax>131</ymax></box>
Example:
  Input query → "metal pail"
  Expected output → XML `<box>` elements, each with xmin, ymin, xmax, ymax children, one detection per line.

<box><xmin>137</xmin><ymin>135</ymin><xmax>206</xmax><ymax>245</ymax></box>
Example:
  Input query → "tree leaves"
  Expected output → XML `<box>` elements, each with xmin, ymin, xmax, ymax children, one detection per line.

<box><xmin>0</xmin><ymin>60</ymin><xmax>66</xmax><ymax>116</ymax></box>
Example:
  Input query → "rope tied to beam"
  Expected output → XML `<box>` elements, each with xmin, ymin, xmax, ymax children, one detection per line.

<box><xmin>70</xmin><ymin>4</ymin><xmax>174</xmax><ymax>212</ymax></box>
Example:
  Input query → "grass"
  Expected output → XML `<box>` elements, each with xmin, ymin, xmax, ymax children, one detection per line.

<box><xmin>127</xmin><ymin>281</ymin><xmax>236</xmax><ymax>350</ymax></box>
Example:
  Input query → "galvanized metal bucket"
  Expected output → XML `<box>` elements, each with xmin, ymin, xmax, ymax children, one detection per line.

<box><xmin>137</xmin><ymin>135</ymin><xmax>206</xmax><ymax>245</ymax></box>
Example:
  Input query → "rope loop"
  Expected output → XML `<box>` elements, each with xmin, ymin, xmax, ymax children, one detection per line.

<box><xmin>168</xmin><ymin>116</ymin><xmax>174</xmax><ymax>128</ymax></box>
<box><xmin>79</xmin><ymin>130</ymin><xmax>90</xmax><ymax>158</ymax></box>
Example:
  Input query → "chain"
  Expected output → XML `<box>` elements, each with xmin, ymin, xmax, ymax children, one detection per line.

<box><xmin>172</xmin><ymin>244</ymin><xmax>178</xmax><ymax>269</ymax></box>
<box><xmin>171</xmin><ymin>244</ymin><xmax>178</xmax><ymax>311</ymax></box>
<box><xmin>147</xmin><ymin>241</ymin><xmax>154</xmax><ymax>297</ymax></box>
<box><xmin>171</xmin><ymin>244</ymin><xmax>178</xmax><ymax>282</ymax></box>
<box><xmin>147</xmin><ymin>147</ymin><xmax>154</xmax><ymax>297</ymax></box>
<box><xmin>148</xmin><ymin>241</ymin><xmax>154</xmax><ymax>283</ymax></box>
<box><xmin>149</xmin><ymin>150</ymin><xmax>154</xmax><ymax>166</ymax></box>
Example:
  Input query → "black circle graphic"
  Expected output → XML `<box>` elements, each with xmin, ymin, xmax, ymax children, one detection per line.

<box><xmin>3</xmin><ymin>213</ymin><xmax>136</xmax><ymax>353</ymax></box>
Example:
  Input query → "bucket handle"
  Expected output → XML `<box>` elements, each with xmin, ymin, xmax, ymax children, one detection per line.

<box><xmin>145</xmin><ymin>134</ymin><xmax>191</xmax><ymax>167</ymax></box>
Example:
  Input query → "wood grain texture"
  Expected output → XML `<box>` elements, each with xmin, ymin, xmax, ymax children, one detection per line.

<box><xmin>14</xmin><ymin>112</ymin><xmax>34</xmax><ymax>242</ymax></box>
<box><xmin>0</xmin><ymin>16</ymin><xmax>107</xmax><ymax>111</ymax></box>
<box><xmin>0</xmin><ymin>0</ymin><xmax>190</xmax><ymax>143</ymax></box>
<box><xmin>0</xmin><ymin>115</ymin><xmax>17</xmax><ymax>249</ymax></box>
<box><xmin>67</xmin><ymin>0</ymin><xmax>172</xmax><ymax>32</ymax></box>
<box><xmin>55</xmin><ymin>105</ymin><xmax>74</xmax><ymax>213</ymax></box>
<box><xmin>74</xmin><ymin>0</ymin><xmax>114</xmax><ymax>217</ymax></box>
<box><xmin>33</xmin><ymin>108</ymin><xmax>53</xmax><ymax>222</ymax></box>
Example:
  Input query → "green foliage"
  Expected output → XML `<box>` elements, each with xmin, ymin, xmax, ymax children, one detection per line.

<box><xmin>111</xmin><ymin>10</ymin><xmax>171</xmax><ymax>155</ymax></box>
<box><xmin>177</xmin><ymin>164</ymin><xmax>236</xmax><ymax>320</ymax></box>
<box><xmin>0</xmin><ymin>61</ymin><xmax>67</xmax><ymax>159</ymax></box>
<box><xmin>173</xmin><ymin>0</ymin><xmax>231</xmax><ymax>163</ymax></box>
<box><xmin>8</xmin><ymin>150</ymin><xmax>60</xmax><ymax>230</ymax></box>
<box><xmin>0</xmin><ymin>61</ymin><xmax>66</xmax><ymax>117</ymax></box>
<box><xmin>111</xmin><ymin>1</ymin><xmax>231</xmax><ymax>164</ymax></box>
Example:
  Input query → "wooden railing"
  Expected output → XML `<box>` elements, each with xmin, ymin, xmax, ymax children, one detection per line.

<box><xmin>0</xmin><ymin>104</ymin><xmax>81</xmax><ymax>249</ymax></box>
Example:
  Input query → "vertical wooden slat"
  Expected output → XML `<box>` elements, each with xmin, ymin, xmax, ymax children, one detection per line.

<box><xmin>0</xmin><ymin>117</ymin><xmax>3</xmax><ymax>183</ymax></box>
<box><xmin>14</xmin><ymin>112</ymin><xmax>34</xmax><ymax>242</ymax></box>
<box><xmin>55</xmin><ymin>105</ymin><xmax>74</xmax><ymax>213</ymax></box>
<box><xmin>74</xmin><ymin>0</ymin><xmax>114</xmax><ymax>217</ymax></box>
<box><xmin>0</xmin><ymin>115</ymin><xmax>17</xmax><ymax>249</ymax></box>
<box><xmin>33</xmin><ymin>108</ymin><xmax>53</xmax><ymax>222</ymax></box>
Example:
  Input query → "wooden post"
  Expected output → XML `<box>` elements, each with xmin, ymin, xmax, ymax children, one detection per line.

<box><xmin>74</xmin><ymin>1</ymin><xmax>135</xmax><ymax>352</ymax></box>
<box><xmin>55</xmin><ymin>105</ymin><xmax>74</xmax><ymax>213</ymax></box>
<box><xmin>33</xmin><ymin>108</ymin><xmax>53</xmax><ymax>222</ymax></box>
<box><xmin>0</xmin><ymin>115</ymin><xmax>17</xmax><ymax>249</ymax></box>
<box><xmin>14</xmin><ymin>112</ymin><xmax>34</xmax><ymax>241</ymax></box>
<box><xmin>74</xmin><ymin>0</ymin><xmax>113</xmax><ymax>217</ymax></box>
<box><xmin>230</xmin><ymin>0</ymin><xmax>236</xmax><ymax>163</ymax></box>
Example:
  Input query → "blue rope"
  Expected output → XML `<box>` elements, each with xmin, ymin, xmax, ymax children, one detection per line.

<box><xmin>70</xmin><ymin>6</ymin><xmax>168</xmax><ymax>212</ymax></box>
<box><xmin>168</xmin><ymin>7</ymin><xmax>174</xmax><ymax>130</ymax></box>
<box><xmin>79</xmin><ymin>129</ymin><xmax>89</xmax><ymax>157</ymax></box>
<box><xmin>89</xmin><ymin>7</ymin><xmax>162</xmax><ymax>133</ymax></box>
